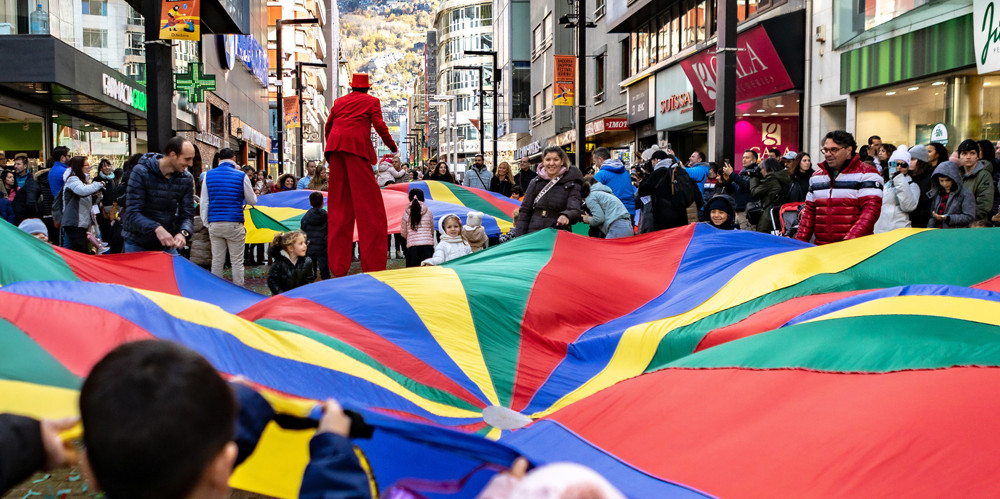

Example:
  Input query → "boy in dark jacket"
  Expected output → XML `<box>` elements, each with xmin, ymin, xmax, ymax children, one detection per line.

<box><xmin>300</xmin><ymin>191</ymin><xmax>330</xmax><ymax>280</ymax></box>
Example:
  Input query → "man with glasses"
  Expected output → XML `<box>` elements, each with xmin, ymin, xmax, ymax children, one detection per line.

<box><xmin>795</xmin><ymin>130</ymin><xmax>883</xmax><ymax>245</ymax></box>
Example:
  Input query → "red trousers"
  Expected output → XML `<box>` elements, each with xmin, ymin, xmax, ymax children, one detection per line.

<box><xmin>327</xmin><ymin>152</ymin><xmax>387</xmax><ymax>276</ymax></box>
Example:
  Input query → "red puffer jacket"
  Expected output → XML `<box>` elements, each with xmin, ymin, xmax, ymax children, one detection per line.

<box><xmin>795</xmin><ymin>154</ymin><xmax>883</xmax><ymax>245</ymax></box>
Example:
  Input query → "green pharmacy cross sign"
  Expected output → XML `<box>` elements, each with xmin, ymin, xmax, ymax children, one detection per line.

<box><xmin>175</xmin><ymin>62</ymin><xmax>216</xmax><ymax>103</ymax></box>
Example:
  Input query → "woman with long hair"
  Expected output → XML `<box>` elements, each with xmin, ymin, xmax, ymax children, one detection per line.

<box><xmin>0</xmin><ymin>170</ymin><xmax>16</xmax><ymax>202</ymax></box>
<box><xmin>427</xmin><ymin>161</ymin><xmax>456</xmax><ymax>183</ymax></box>
<box><xmin>307</xmin><ymin>165</ymin><xmax>329</xmax><ymax>191</ymax></box>
<box><xmin>787</xmin><ymin>152</ymin><xmax>813</xmax><ymax>203</ymax></box>
<box><xmin>61</xmin><ymin>156</ymin><xmax>105</xmax><ymax>253</ymax></box>
<box><xmin>927</xmin><ymin>143</ymin><xmax>948</xmax><ymax>168</ymax></box>
<box><xmin>490</xmin><ymin>162</ymin><xmax>515</xmax><ymax>197</ymax></box>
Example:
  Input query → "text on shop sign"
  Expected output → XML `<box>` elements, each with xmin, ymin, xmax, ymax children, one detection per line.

<box><xmin>975</xmin><ymin>0</ymin><xmax>1000</xmax><ymax>74</ymax></box>
<box><xmin>102</xmin><ymin>74</ymin><xmax>147</xmax><ymax>112</ymax></box>
<box><xmin>660</xmin><ymin>92</ymin><xmax>693</xmax><ymax>113</ymax></box>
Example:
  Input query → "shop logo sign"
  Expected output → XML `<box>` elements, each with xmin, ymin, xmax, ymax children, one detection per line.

<box><xmin>762</xmin><ymin>122</ymin><xmax>781</xmax><ymax>146</ymax></box>
<box><xmin>931</xmin><ymin>123</ymin><xmax>949</xmax><ymax>145</ymax></box>
<box><xmin>975</xmin><ymin>0</ymin><xmax>1000</xmax><ymax>74</ymax></box>
<box><xmin>660</xmin><ymin>92</ymin><xmax>693</xmax><ymax>113</ymax></box>
<box><xmin>102</xmin><ymin>73</ymin><xmax>147</xmax><ymax>112</ymax></box>
<box><xmin>680</xmin><ymin>25</ymin><xmax>793</xmax><ymax>112</ymax></box>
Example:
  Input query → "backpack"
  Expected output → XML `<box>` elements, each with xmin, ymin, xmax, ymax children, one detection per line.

<box><xmin>50</xmin><ymin>185</ymin><xmax>66</xmax><ymax>228</ymax></box>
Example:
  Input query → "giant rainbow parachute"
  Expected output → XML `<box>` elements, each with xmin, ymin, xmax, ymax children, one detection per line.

<box><xmin>2</xmin><ymin>219</ymin><xmax>1000</xmax><ymax>497</ymax></box>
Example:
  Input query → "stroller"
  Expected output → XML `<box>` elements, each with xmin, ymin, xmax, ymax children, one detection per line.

<box><xmin>769</xmin><ymin>202</ymin><xmax>805</xmax><ymax>238</ymax></box>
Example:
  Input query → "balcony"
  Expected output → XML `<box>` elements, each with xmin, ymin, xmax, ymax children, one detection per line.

<box><xmin>530</xmin><ymin>107</ymin><xmax>553</xmax><ymax>127</ymax></box>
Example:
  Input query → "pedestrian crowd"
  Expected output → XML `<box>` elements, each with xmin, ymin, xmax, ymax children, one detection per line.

<box><xmin>7</xmin><ymin>130</ymin><xmax>1000</xmax><ymax>297</ymax></box>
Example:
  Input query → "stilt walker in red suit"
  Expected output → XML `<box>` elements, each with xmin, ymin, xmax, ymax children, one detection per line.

<box><xmin>324</xmin><ymin>73</ymin><xmax>398</xmax><ymax>276</ymax></box>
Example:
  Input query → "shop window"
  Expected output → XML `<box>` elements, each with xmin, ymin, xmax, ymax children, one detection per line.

<box><xmin>649</xmin><ymin>20</ymin><xmax>658</xmax><ymax>66</ymax></box>
<box><xmin>82</xmin><ymin>0</ymin><xmax>107</xmax><ymax>16</ymax></box>
<box><xmin>835</xmin><ymin>0</ymin><xmax>938</xmax><ymax>46</ymax></box>
<box><xmin>594</xmin><ymin>53</ymin><xmax>606</xmax><ymax>103</ymax></box>
<box><xmin>209</xmin><ymin>105</ymin><xmax>225</xmax><ymax>137</ymax></box>
<box><xmin>512</xmin><ymin>63</ymin><xmax>530</xmax><ymax>119</ymax></box>
<box><xmin>636</xmin><ymin>24</ymin><xmax>649</xmax><ymax>70</ymax></box>
<box><xmin>620</xmin><ymin>39</ymin><xmax>629</xmax><ymax>83</ymax></box>
<box><xmin>657</xmin><ymin>13</ymin><xmax>671</xmax><ymax>61</ymax></box>
<box><xmin>629</xmin><ymin>33</ymin><xmax>637</xmax><ymax>75</ymax></box>
<box><xmin>83</xmin><ymin>28</ymin><xmax>107</xmax><ymax>48</ymax></box>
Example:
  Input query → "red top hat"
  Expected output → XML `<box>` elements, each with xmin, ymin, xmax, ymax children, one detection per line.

<box><xmin>350</xmin><ymin>73</ymin><xmax>370</xmax><ymax>89</ymax></box>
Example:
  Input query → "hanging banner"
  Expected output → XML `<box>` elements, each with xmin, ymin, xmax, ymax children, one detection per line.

<box><xmin>975</xmin><ymin>0</ymin><xmax>1000</xmax><ymax>74</ymax></box>
<box><xmin>554</xmin><ymin>55</ymin><xmax>576</xmax><ymax>106</ymax></box>
<box><xmin>159</xmin><ymin>0</ymin><xmax>200</xmax><ymax>41</ymax></box>
<box><xmin>283</xmin><ymin>96</ymin><xmax>300</xmax><ymax>129</ymax></box>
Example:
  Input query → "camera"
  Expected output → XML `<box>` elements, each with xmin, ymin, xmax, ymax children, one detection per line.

<box><xmin>742</xmin><ymin>164</ymin><xmax>762</xmax><ymax>178</ymax></box>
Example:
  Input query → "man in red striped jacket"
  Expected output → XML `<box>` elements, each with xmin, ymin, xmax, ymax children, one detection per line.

<box><xmin>796</xmin><ymin>131</ymin><xmax>883</xmax><ymax>245</ymax></box>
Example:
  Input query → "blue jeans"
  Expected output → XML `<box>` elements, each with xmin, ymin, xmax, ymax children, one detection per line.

<box><xmin>605</xmin><ymin>218</ymin><xmax>634</xmax><ymax>239</ymax></box>
<box><xmin>123</xmin><ymin>238</ymin><xmax>177</xmax><ymax>255</ymax></box>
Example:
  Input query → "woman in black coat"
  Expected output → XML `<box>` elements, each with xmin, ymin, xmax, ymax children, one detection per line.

<box><xmin>514</xmin><ymin>146</ymin><xmax>584</xmax><ymax>235</ymax></box>
<box><xmin>427</xmin><ymin>161</ymin><xmax>456</xmax><ymax>183</ymax></box>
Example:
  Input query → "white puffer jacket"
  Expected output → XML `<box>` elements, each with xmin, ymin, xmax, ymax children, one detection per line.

<box><xmin>422</xmin><ymin>216</ymin><xmax>471</xmax><ymax>265</ymax></box>
<box><xmin>377</xmin><ymin>161</ymin><xmax>405</xmax><ymax>187</ymax></box>
<box><xmin>874</xmin><ymin>173</ymin><xmax>920</xmax><ymax>233</ymax></box>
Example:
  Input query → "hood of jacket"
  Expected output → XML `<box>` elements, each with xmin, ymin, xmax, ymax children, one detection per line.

<box><xmin>137</xmin><ymin>152</ymin><xmax>167</xmax><ymax>178</ymax></box>
<box><xmin>590</xmin><ymin>182</ymin><xmax>614</xmax><ymax>195</ymax></box>
<box><xmin>653</xmin><ymin>158</ymin><xmax>676</xmax><ymax>171</ymax></box>
<box><xmin>929</xmin><ymin>161</ymin><xmax>966</xmax><ymax>195</ymax></box>
<box><xmin>704</xmin><ymin>194</ymin><xmax>737</xmax><ymax>229</ymax></box>
<box><xmin>599</xmin><ymin>159</ymin><xmax>625</xmax><ymax>173</ymax></box>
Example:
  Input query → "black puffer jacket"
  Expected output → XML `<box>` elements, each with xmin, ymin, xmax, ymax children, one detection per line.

<box><xmin>267</xmin><ymin>247</ymin><xmax>315</xmax><ymax>295</ymax></box>
<box><xmin>11</xmin><ymin>174</ymin><xmax>39</xmax><ymax>223</ymax></box>
<box><xmin>299</xmin><ymin>207</ymin><xmax>328</xmax><ymax>257</ymax></box>
<box><xmin>33</xmin><ymin>169</ymin><xmax>53</xmax><ymax>217</ymax></box>
<box><xmin>121</xmin><ymin>153</ymin><xmax>194</xmax><ymax>250</ymax></box>
<box><xmin>515</xmin><ymin>166</ymin><xmax>584</xmax><ymax>235</ymax></box>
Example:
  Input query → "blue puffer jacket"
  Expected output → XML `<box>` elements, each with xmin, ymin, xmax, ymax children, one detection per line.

<box><xmin>121</xmin><ymin>153</ymin><xmax>194</xmax><ymax>250</ymax></box>
<box><xmin>205</xmin><ymin>163</ymin><xmax>246</xmax><ymax>223</ymax></box>
<box><xmin>685</xmin><ymin>162</ymin><xmax>711</xmax><ymax>200</ymax></box>
<box><xmin>594</xmin><ymin>159</ymin><xmax>636</xmax><ymax>214</ymax></box>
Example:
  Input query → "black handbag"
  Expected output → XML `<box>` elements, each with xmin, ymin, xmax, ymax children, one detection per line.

<box><xmin>745</xmin><ymin>199</ymin><xmax>763</xmax><ymax>226</ymax></box>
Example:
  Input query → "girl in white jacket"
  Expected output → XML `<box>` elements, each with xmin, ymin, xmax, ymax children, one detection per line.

<box><xmin>422</xmin><ymin>214</ymin><xmax>471</xmax><ymax>266</ymax></box>
<box><xmin>874</xmin><ymin>146</ymin><xmax>921</xmax><ymax>234</ymax></box>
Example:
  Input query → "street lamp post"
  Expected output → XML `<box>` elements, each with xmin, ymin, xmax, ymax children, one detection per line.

<box><xmin>275</xmin><ymin>18</ymin><xmax>320</xmax><ymax>175</ymax></box>
<box><xmin>454</xmin><ymin>65</ymin><xmax>485</xmax><ymax>159</ymax></box>
<box><xmin>413</xmin><ymin>120</ymin><xmax>427</xmax><ymax>170</ymax></box>
<box><xmin>296</xmin><ymin>61</ymin><xmax>328</xmax><ymax>176</ymax></box>
<box><xmin>464</xmin><ymin>50</ymin><xmax>497</xmax><ymax>167</ymax></box>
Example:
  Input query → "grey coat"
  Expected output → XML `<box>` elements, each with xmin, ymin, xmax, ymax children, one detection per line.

<box><xmin>61</xmin><ymin>176</ymin><xmax>104</xmax><ymax>228</ymax></box>
<box><xmin>927</xmin><ymin>161</ymin><xmax>975</xmax><ymax>228</ymax></box>
<box><xmin>585</xmin><ymin>183</ymin><xmax>631</xmax><ymax>235</ymax></box>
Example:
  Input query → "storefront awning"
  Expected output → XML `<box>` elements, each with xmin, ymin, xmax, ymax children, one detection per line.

<box><xmin>0</xmin><ymin>36</ymin><xmax>146</xmax><ymax>132</ymax></box>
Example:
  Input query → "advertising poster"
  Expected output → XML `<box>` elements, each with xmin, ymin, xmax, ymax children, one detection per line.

<box><xmin>283</xmin><ymin>96</ymin><xmax>300</xmax><ymax>129</ymax></box>
<box><xmin>159</xmin><ymin>0</ymin><xmax>199</xmax><ymax>41</ymax></box>
<box><xmin>554</xmin><ymin>55</ymin><xmax>576</xmax><ymax>106</ymax></box>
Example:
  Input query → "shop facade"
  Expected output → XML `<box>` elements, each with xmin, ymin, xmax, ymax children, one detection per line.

<box><xmin>654</xmin><ymin>63</ymin><xmax>707</xmax><ymax>160</ymax></box>
<box><xmin>842</xmin><ymin>13</ymin><xmax>985</xmax><ymax>151</ymax></box>
<box><xmin>0</xmin><ymin>36</ymin><xmax>146</xmax><ymax>171</ymax></box>
<box><xmin>585</xmin><ymin>116</ymin><xmax>633</xmax><ymax>164</ymax></box>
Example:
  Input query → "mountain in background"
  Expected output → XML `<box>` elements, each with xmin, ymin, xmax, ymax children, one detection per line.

<box><xmin>338</xmin><ymin>0</ymin><xmax>440</xmax><ymax>105</ymax></box>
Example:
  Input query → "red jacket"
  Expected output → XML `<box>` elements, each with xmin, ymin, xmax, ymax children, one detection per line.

<box><xmin>795</xmin><ymin>154</ymin><xmax>883</xmax><ymax>245</ymax></box>
<box><xmin>324</xmin><ymin>90</ymin><xmax>397</xmax><ymax>165</ymax></box>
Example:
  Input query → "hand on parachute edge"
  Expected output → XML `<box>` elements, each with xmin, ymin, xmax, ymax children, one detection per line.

<box><xmin>475</xmin><ymin>457</ymin><xmax>530</xmax><ymax>499</ymax></box>
<box><xmin>317</xmin><ymin>399</ymin><xmax>352</xmax><ymax>438</ymax></box>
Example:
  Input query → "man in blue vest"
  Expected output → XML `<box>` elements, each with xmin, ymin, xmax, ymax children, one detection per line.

<box><xmin>199</xmin><ymin>148</ymin><xmax>257</xmax><ymax>286</ymax></box>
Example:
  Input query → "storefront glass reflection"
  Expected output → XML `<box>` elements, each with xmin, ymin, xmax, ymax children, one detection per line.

<box><xmin>855</xmin><ymin>73</ymin><xmax>1000</xmax><ymax>150</ymax></box>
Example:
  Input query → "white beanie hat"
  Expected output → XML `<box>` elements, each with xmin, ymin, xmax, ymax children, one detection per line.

<box><xmin>641</xmin><ymin>145</ymin><xmax>660</xmax><ymax>162</ymax></box>
<box><xmin>888</xmin><ymin>145</ymin><xmax>911</xmax><ymax>165</ymax></box>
